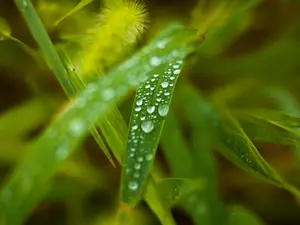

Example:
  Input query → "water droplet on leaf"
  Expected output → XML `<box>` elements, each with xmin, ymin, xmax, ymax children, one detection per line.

<box><xmin>141</xmin><ymin>121</ymin><xmax>154</xmax><ymax>133</ymax></box>
<box><xmin>147</xmin><ymin>106</ymin><xmax>155</xmax><ymax>114</ymax></box>
<box><xmin>161</xmin><ymin>81</ymin><xmax>169</xmax><ymax>88</ymax></box>
<box><xmin>158</xmin><ymin>105</ymin><xmax>169</xmax><ymax>117</ymax></box>
<box><xmin>128</xmin><ymin>181</ymin><xmax>139</xmax><ymax>191</ymax></box>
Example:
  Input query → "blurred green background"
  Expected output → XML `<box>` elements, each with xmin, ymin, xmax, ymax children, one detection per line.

<box><xmin>1</xmin><ymin>0</ymin><xmax>300</xmax><ymax>224</ymax></box>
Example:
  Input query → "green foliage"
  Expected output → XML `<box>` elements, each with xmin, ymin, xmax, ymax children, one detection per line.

<box><xmin>1</xmin><ymin>0</ymin><xmax>300</xmax><ymax>224</ymax></box>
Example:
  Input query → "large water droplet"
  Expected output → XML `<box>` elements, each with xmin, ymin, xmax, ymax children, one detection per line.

<box><xmin>141</xmin><ymin>121</ymin><xmax>154</xmax><ymax>133</ymax></box>
<box><xmin>128</xmin><ymin>181</ymin><xmax>139</xmax><ymax>191</ymax></box>
<box><xmin>161</xmin><ymin>81</ymin><xmax>169</xmax><ymax>88</ymax></box>
<box><xmin>135</xmin><ymin>106</ymin><xmax>141</xmax><ymax>112</ymax></box>
<box><xmin>147</xmin><ymin>106</ymin><xmax>155</xmax><ymax>114</ymax></box>
<box><xmin>150</xmin><ymin>56</ymin><xmax>161</xmax><ymax>66</ymax></box>
<box><xmin>158</xmin><ymin>105</ymin><xmax>169</xmax><ymax>117</ymax></box>
<box><xmin>136</xmin><ymin>99</ymin><xmax>143</xmax><ymax>106</ymax></box>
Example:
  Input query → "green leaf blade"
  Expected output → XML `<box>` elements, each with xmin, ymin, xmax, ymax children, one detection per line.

<box><xmin>121</xmin><ymin>55</ymin><xmax>186</xmax><ymax>205</ymax></box>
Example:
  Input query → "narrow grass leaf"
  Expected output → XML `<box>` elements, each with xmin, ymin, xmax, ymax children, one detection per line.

<box><xmin>121</xmin><ymin>52</ymin><xmax>187</xmax><ymax>205</ymax></box>
<box><xmin>0</xmin><ymin>21</ymin><xmax>198</xmax><ymax>224</ymax></box>
<box><xmin>0</xmin><ymin>17</ymin><xmax>11</xmax><ymax>40</ymax></box>
<box><xmin>217</xmin><ymin>111</ymin><xmax>300</xmax><ymax>199</ymax></box>
<box><xmin>144</xmin><ymin>179</ymin><xmax>177</xmax><ymax>225</ymax></box>
<box><xmin>179</xmin><ymin>84</ymin><xmax>228</xmax><ymax>225</ymax></box>
<box><xmin>54</xmin><ymin>0</ymin><xmax>95</xmax><ymax>26</ymax></box>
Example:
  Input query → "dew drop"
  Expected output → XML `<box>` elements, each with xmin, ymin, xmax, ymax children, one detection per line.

<box><xmin>158</xmin><ymin>105</ymin><xmax>169</xmax><ymax>117</ymax></box>
<box><xmin>128</xmin><ymin>181</ymin><xmax>139</xmax><ymax>191</ymax></box>
<box><xmin>69</xmin><ymin>120</ymin><xmax>85</xmax><ymax>136</ymax></box>
<box><xmin>132</xmin><ymin>124</ymin><xmax>138</xmax><ymax>130</ymax></box>
<box><xmin>150</xmin><ymin>56</ymin><xmax>161</xmax><ymax>66</ymax></box>
<box><xmin>134</xmin><ymin>163</ymin><xmax>141</xmax><ymax>170</ymax></box>
<box><xmin>164</xmin><ymin>92</ymin><xmax>170</xmax><ymax>96</ymax></box>
<box><xmin>147</xmin><ymin>106</ymin><xmax>155</xmax><ymax>114</ymax></box>
<box><xmin>174</xmin><ymin>69</ymin><xmax>181</xmax><ymax>75</ymax></box>
<box><xmin>145</xmin><ymin>84</ymin><xmax>151</xmax><ymax>89</ymax></box>
<box><xmin>135</xmin><ymin>106</ymin><xmax>141</xmax><ymax>112</ymax></box>
<box><xmin>157</xmin><ymin>40</ymin><xmax>167</xmax><ymax>49</ymax></box>
<box><xmin>137</xmin><ymin>157</ymin><xmax>144</xmax><ymax>162</ymax></box>
<box><xmin>146</xmin><ymin>154</ymin><xmax>153</xmax><ymax>161</ymax></box>
<box><xmin>141</xmin><ymin>116</ymin><xmax>146</xmax><ymax>121</ymax></box>
<box><xmin>157</xmin><ymin>98</ymin><xmax>162</xmax><ymax>102</ymax></box>
<box><xmin>136</xmin><ymin>99</ymin><xmax>143</xmax><ymax>106</ymax></box>
<box><xmin>141</xmin><ymin>121</ymin><xmax>154</xmax><ymax>133</ymax></box>
<box><xmin>170</xmin><ymin>76</ymin><xmax>175</xmax><ymax>80</ymax></box>
<box><xmin>22</xmin><ymin>0</ymin><xmax>28</xmax><ymax>8</ymax></box>
<box><xmin>173</xmin><ymin>64</ymin><xmax>180</xmax><ymax>69</ymax></box>
<box><xmin>129</xmin><ymin>153</ymin><xmax>135</xmax><ymax>157</ymax></box>
<box><xmin>154</xmin><ymin>74</ymin><xmax>159</xmax><ymax>77</ymax></box>
<box><xmin>161</xmin><ymin>81</ymin><xmax>169</xmax><ymax>88</ymax></box>
<box><xmin>133</xmin><ymin>172</ymin><xmax>140</xmax><ymax>178</ymax></box>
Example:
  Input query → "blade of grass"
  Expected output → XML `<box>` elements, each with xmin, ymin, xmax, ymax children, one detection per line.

<box><xmin>120</xmin><ymin>46</ymin><xmax>192</xmax><ymax>205</ymax></box>
<box><xmin>0</xmin><ymin>21</ymin><xmax>198</xmax><ymax>224</ymax></box>
<box><xmin>217</xmin><ymin>110</ymin><xmax>300</xmax><ymax>199</ymax></box>
<box><xmin>179</xmin><ymin>84</ymin><xmax>228</xmax><ymax>225</ymax></box>
<box><xmin>54</xmin><ymin>0</ymin><xmax>95</xmax><ymax>26</ymax></box>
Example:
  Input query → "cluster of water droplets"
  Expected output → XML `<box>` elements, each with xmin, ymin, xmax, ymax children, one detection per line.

<box><xmin>125</xmin><ymin>58</ymin><xmax>184</xmax><ymax>192</ymax></box>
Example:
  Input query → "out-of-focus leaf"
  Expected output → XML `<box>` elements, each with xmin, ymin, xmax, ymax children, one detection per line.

<box><xmin>0</xmin><ymin>17</ymin><xmax>11</xmax><ymax>40</ymax></box>
<box><xmin>190</xmin><ymin>38</ymin><xmax>300</xmax><ymax>82</ymax></box>
<box><xmin>0</xmin><ymin>97</ymin><xmax>57</xmax><ymax>162</ymax></box>
<box><xmin>229</xmin><ymin>206</ymin><xmax>265</xmax><ymax>225</ymax></box>
<box><xmin>194</xmin><ymin>0</ymin><xmax>259</xmax><ymax>55</ymax></box>
<box><xmin>266</xmin><ymin>87</ymin><xmax>300</xmax><ymax>167</ymax></box>
<box><xmin>54</xmin><ymin>0</ymin><xmax>95</xmax><ymax>26</ymax></box>
<box><xmin>179</xmin><ymin>84</ymin><xmax>228</xmax><ymax>225</ymax></box>
<box><xmin>144</xmin><ymin>179</ymin><xmax>177</xmax><ymax>225</ymax></box>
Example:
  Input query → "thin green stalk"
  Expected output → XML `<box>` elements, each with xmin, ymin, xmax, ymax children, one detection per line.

<box><xmin>14</xmin><ymin>0</ymin><xmax>75</xmax><ymax>95</ymax></box>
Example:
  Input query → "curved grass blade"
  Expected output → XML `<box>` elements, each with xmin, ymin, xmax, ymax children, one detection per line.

<box><xmin>0</xmin><ymin>20</ymin><xmax>198</xmax><ymax>224</ymax></box>
<box><xmin>161</xmin><ymin>110</ymin><xmax>217</xmax><ymax>225</ymax></box>
<box><xmin>178</xmin><ymin>85</ymin><xmax>228</xmax><ymax>225</ymax></box>
<box><xmin>121</xmin><ymin>52</ymin><xmax>188</xmax><ymax>205</ymax></box>
<box><xmin>0</xmin><ymin>17</ymin><xmax>11</xmax><ymax>40</ymax></box>
<box><xmin>217</xmin><ymin>111</ymin><xmax>300</xmax><ymax>199</ymax></box>
<box><xmin>54</xmin><ymin>0</ymin><xmax>95</xmax><ymax>26</ymax></box>
<box><xmin>144</xmin><ymin>179</ymin><xmax>177</xmax><ymax>225</ymax></box>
